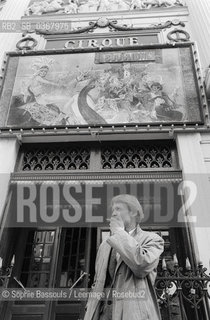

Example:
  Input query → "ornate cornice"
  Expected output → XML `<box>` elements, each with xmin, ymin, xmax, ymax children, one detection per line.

<box><xmin>32</xmin><ymin>17</ymin><xmax>185</xmax><ymax>35</ymax></box>
<box><xmin>11</xmin><ymin>170</ymin><xmax>182</xmax><ymax>183</ymax></box>
<box><xmin>24</xmin><ymin>0</ymin><xmax>186</xmax><ymax>17</ymax></box>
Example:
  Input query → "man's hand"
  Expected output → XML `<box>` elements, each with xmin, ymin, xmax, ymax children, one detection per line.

<box><xmin>110</xmin><ymin>213</ymin><xmax>124</xmax><ymax>235</ymax></box>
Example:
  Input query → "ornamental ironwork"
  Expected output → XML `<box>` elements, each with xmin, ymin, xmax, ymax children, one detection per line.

<box><xmin>21</xmin><ymin>146</ymin><xmax>90</xmax><ymax>171</ymax></box>
<box><xmin>156</xmin><ymin>260</ymin><xmax>210</xmax><ymax>320</ymax></box>
<box><xmin>101</xmin><ymin>144</ymin><xmax>173</xmax><ymax>169</ymax></box>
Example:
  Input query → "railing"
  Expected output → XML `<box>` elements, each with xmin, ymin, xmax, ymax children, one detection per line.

<box><xmin>155</xmin><ymin>259</ymin><xmax>210</xmax><ymax>320</ymax></box>
<box><xmin>1</xmin><ymin>254</ymin><xmax>210</xmax><ymax>320</ymax></box>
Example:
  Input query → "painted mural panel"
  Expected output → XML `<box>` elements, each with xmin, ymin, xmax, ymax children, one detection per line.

<box><xmin>0</xmin><ymin>47</ymin><xmax>202</xmax><ymax>128</ymax></box>
<box><xmin>25</xmin><ymin>0</ymin><xmax>185</xmax><ymax>16</ymax></box>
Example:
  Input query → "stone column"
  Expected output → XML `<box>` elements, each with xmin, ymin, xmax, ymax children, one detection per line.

<box><xmin>0</xmin><ymin>0</ymin><xmax>29</xmax><ymax>238</ymax></box>
<box><xmin>186</xmin><ymin>0</ymin><xmax>210</xmax><ymax>71</ymax></box>
<box><xmin>0</xmin><ymin>0</ymin><xmax>31</xmax><ymax>63</ymax></box>
<box><xmin>0</xmin><ymin>138</ymin><xmax>20</xmax><ymax>229</ymax></box>
<box><xmin>176</xmin><ymin>132</ymin><xmax>210</xmax><ymax>271</ymax></box>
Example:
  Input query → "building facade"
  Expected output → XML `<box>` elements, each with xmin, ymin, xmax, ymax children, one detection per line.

<box><xmin>0</xmin><ymin>0</ymin><xmax>210</xmax><ymax>319</ymax></box>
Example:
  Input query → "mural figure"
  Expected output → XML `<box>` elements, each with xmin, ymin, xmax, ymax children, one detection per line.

<box><xmin>87</xmin><ymin>64</ymin><xmax>184</xmax><ymax>124</ymax></box>
<box><xmin>20</xmin><ymin>68</ymin><xmax>69</xmax><ymax>125</ymax></box>
<box><xmin>148</xmin><ymin>82</ymin><xmax>183</xmax><ymax>121</ymax></box>
<box><xmin>9</xmin><ymin>58</ymin><xmax>77</xmax><ymax>126</ymax></box>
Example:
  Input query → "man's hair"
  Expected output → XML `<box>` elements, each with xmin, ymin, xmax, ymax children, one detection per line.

<box><xmin>111</xmin><ymin>194</ymin><xmax>144</xmax><ymax>223</ymax></box>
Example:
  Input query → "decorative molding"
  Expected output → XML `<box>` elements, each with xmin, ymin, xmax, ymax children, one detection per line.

<box><xmin>31</xmin><ymin>18</ymin><xmax>185</xmax><ymax>36</ymax></box>
<box><xmin>24</xmin><ymin>0</ymin><xmax>186</xmax><ymax>17</ymax></box>
<box><xmin>11</xmin><ymin>170</ymin><xmax>182</xmax><ymax>183</ymax></box>
<box><xmin>167</xmin><ymin>28</ymin><xmax>190</xmax><ymax>42</ymax></box>
<box><xmin>101</xmin><ymin>144</ymin><xmax>173</xmax><ymax>169</ymax></box>
<box><xmin>18</xmin><ymin>141</ymin><xmax>178</xmax><ymax>172</ymax></box>
<box><xmin>21</xmin><ymin>146</ymin><xmax>91</xmax><ymax>171</ymax></box>
<box><xmin>16</xmin><ymin>36</ymin><xmax>38</xmax><ymax>51</ymax></box>
<box><xmin>0</xmin><ymin>123</ymin><xmax>207</xmax><ymax>139</ymax></box>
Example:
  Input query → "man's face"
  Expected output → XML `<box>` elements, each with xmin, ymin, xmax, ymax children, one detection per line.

<box><xmin>111</xmin><ymin>202</ymin><xmax>131</xmax><ymax>227</ymax></box>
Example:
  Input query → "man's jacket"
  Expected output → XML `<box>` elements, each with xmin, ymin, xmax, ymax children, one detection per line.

<box><xmin>84</xmin><ymin>225</ymin><xmax>164</xmax><ymax>320</ymax></box>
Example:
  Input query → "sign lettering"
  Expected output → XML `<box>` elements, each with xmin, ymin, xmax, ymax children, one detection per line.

<box><xmin>95</xmin><ymin>50</ymin><xmax>156</xmax><ymax>63</ymax></box>
<box><xmin>63</xmin><ymin>35</ymin><xmax>158</xmax><ymax>50</ymax></box>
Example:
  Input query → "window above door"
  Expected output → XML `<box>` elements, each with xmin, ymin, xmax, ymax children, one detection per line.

<box><xmin>16</xmin><ymin>140</ymin><xmax>179</xmax><ymax>172</ymax></box>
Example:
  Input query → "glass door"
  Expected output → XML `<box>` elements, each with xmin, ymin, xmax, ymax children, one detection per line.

<box><xmin>2</xmin><ymin>228</ymin><xmax>60</xmax><ymax>320</ymax></box>
<box><xmin>50</xmin><ymin>227</ymin><xmax>97</xmax><ymax>320</ymax></box>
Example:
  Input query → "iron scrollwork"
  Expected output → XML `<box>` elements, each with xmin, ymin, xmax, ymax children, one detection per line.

<box><xmin>101</xmin><ymin>144</ymin><xmax>173</xmax><ymax>169</ymax></box>
<box><xmin>156</xmin><ymin>261</ymin><xmax>210</xmax><ymax>320</ymax></box>
<box><xmin>21</xmin><ymin>147</ymin><xmax>91</xmax><ymax>171</ymax></box>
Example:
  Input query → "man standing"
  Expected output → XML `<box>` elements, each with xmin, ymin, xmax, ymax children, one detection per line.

<box><xmin>84</xmin><ymin>194</ymin><xmax>164</xmax><ymax>320</ymax></box>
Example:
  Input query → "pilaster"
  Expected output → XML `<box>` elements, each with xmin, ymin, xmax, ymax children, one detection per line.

<box><xmin>176</xmin><ymin>132</ymin><xmax>210</xmax><ymax>271</ymax></box>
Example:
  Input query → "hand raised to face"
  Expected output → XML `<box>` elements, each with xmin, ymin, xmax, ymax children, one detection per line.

<box><xmin>109</xmin><ymin>212</ymin><xmax>124</xmax><ymax>235</ymax></box>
